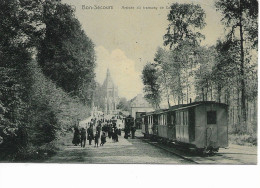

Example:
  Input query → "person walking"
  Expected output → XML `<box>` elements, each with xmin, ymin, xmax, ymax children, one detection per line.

<box><xmin>114</xmin><ymin>127</ymin><xmax>119</xmax><ymax>142</ymax></box>
<box><xmin>112</xmin><ymin>128</ymin><xmax>115</xmax><ymax>141</ymax></box>
<box><xmin>108</xmin><ymin>125</ymin><xmax>112</xmax><ymax>139</ymax></box>
<box><xmin>100</xmin><ymin>132</ymin><xmax>106</xmax><ymax>146</ymax></box>
<box><xmin>80</xmin><ymin>127</ymin><xmax>87</xmax><ymax>148</ymax></box>
<box><xmin>97</xmin><ymin>124</ymin><xmax>101</xmax><ymax>137</ymax></box>
<box><xmin>72</xmin><ymin>126</ymin><xmax>80</xmax><ymax>146</ymax></box>
<box><xmin>131</xmin><ymin>125</ymin><xmax>136</xmax><ymax>139</ymax></box>
<box><xmin>87</xmin><ymin>125</ymin><xmax>94</xmax><ymax>145</ymax></box>
<box><xmin>94</xmin><ymin>132</ymin><xmax>99</xmax><ymax>147</ymax></box>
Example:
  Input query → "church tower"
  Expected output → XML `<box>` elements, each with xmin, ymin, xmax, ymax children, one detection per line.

<box><xmin>102</xmin><ymin>69</ymin><xmax>119</xmax><ymax>115</ymax></box>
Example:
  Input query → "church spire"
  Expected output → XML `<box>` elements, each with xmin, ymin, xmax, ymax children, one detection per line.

<box><xmin>102</xmin><ymin>68</ymin><xmax>114</xmax><ymax>89</ymax></box>
<box><xmin>106</xmin><ymin>68</ymin><xmax>111</xmax><ymax>77</ymax></box>
<box><xmin>101</xmin><ymin>68</ymin><xmax>119</xmax><ymax>115</ymax></box>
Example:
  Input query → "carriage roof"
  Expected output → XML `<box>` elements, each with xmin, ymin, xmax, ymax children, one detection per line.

<box><xmin>168</xmin><ymin>101</ymin><xmax>228</xmax><ymax>112</ymax></box>
<box><xmin>146</xmin><ymin>109</ymin><xmax>168</xmax><ymax>116</ymax></box>
<box><xmin>144</xmin><ymin>101</ymin><xmax>228</xmax><ymax>116</ymax></box>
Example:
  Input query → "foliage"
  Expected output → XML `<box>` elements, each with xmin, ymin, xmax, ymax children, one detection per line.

<box><xmin>27</xmin><ymin>61</ymin><xmax>91</xmax><ymax>145</ymax></box>
<box><xmin>13</xmin><ymin>142</ymin><xmax>60</xmax><ymax>162</ymax></box>
<box><xmin>215</xmin><ymin>0</ymin><xmax>258</xmax><ymax>122</ymax></box>
<box><xmin>164</xmin><ymin>3</ymin><xmax>206</xmax><ymax>49</ymax></box>
<box><xmin>0</xmin><ymin>0</ymin><xmax>40</xmax><ymax>155</ymax></box>
<box><xmin>152</xmin><ymin>3</ymin><xmax>206</xmax><ymax>105</ymax></box>
<box><xmin>229</xmin><ymin>133</ymin><xmax>257</xmax><ymax>146</ymax></box>
<box><xmin>142</xmin><ymin>63</ymin><xmax>161</xmax><ymax>109</ymax></box>
<box><xmin>142</xmin><ymin>1</ymin><xmax>257</xmax><ymax>136</ymax></box>
<box><xmin>37</xmin><ymin>2</ymin><xmax>96</xmax><ymax>105</ymax></box>
<box><xmin>0</xmin><ymin>0</ymin><xmax>94</xmax><ymax>161</ymax></box>
<box><xmin>215</xmin><ymin>0</ymin><xmax>258</xmax><ymax>48</ymax></box>
<box><xmin>117</xmin><ymin>97</ymin><xmax>131</xmax><ymax>112</ymax></box>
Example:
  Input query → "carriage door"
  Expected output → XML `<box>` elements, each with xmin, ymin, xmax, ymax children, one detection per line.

<box><xmin>206</xmin><ymin>110</ymin><xmax>218</xmax><ymax>148</ymax></box>
<box><xmin>188</xmin><ymin>108</ymin><xmax>195</xmax><ymax>142</ymax></box>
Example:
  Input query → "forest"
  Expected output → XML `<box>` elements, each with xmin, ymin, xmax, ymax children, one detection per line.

<box><xmin>142</xmin><ymin>1</ymin><xmax>258</xmax><ymax>145</ymax></box>
<box><xmin>0</xmin><ymin>0</ymin><xmax>96</xmax><ymax>161</ymax></box>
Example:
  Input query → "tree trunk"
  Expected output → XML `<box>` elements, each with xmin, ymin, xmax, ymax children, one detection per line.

<box><xmin>202</xmin><ymin>88</ymin><xmax>204</xmax><ymax>101</ymax></box>
<box><xmin>178</xmin><ymin>72</ymin><xmax>181</xmax><ymax>105</ymax></box>
<box><xmin>186</xmin><ymin>86</ymin><xmax>189</xmax><ymax>104</ymax></box>
<box><xmin>217</xmin><ymin>84</ymin><xmax>221</xmax><ymax>103</ymax></box>
<box><xmin>205</xmin><ymin>80</ymin><xmax>208</xmax><ymax>101</ymax></box>
<box><xmin>237</xmin><ymin>88</ymin><xmax>240</xmax><ymax>125</ymax></box>
<box><xmin>239</xmin><ymin>0</ymin><xmax>246</xmax><ymax>123</ymax></box>
<box><xmin>210</xmin><ymin>84</ymin><xmax>213</xmax><ymax>101</ymax></box>
<box><xmin>162</xmin><ymin>71</ymin><xmax>171</xmax><ymax>108</ymax></box>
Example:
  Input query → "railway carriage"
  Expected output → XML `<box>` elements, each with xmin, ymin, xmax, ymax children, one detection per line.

<box><xmin>142</xmin><ymin>110</ymin><xmax>161</xmax><ymax>137</ymax></box>
<box><xmin>141</xmin><ymin>101</ymin><xmax>228</xmax><ymax>153</ymax></box>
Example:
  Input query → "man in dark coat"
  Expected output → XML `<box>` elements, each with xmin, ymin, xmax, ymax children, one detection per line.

<box><xmin>114</xmin><ymin>127</ymin><xmax>119</xmax><ymax>142</ymax></box>
<box><xmin>80</xmin><ymin>128</ymin><xmax>87</xmax><ymax>148</ymax></box>
<box><xmin>111</xmin><ymin>128</ymin><xmax>115</xmax><ymax>141</ymax></box>
<box><xmin>100</xmin><ymin>132</ymin><xmax>106</xmax><ymax>146</ymax></box>
<box><xmin>87</xmin><ymin>125</ymin><xmax>94</xmax><ymax>145</ymax></box>
<box><xmin>97</xmin><ymin>124</ymin><xmax>101</xmax><ymax>137</ymax></box>
<box><xmin>131</xmin><ymin>125</ymin><xmax>136</xmax><ymax>139</ymax></box>
<box><xmin>108</xmin><ymin>125</ymin><xmax>112</xmax><ymax>139</ymax></box>
<box><xmin>94</xmin><ymin>131</ymin><xmax>99</xmax><ymax>147</ymax></box>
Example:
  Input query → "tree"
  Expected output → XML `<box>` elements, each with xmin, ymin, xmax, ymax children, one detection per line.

<box><xmin>163</xmin><ymin>3</ymin><xmax>206</xmax><ymax>49</ymax></box>
<box><xmin>215</xmin><ymin>0</ymin><xmax>258</xmax><ymax>122</ymax></box>
<box><xmin>0</xmin><ymin>0</ymin><xmax>46</xmax><ymax>156</ymax></box>
<box><xmin>117</xmin><ymin>97</ymin><xmax>131</xmax><ymax>112</ymax></box>
<box><xmin>37</xmin><ymin>2</ymin><xmax>96</xmax><ymax>103</ymax></box>
<box><xmin>0</xmin><ymin>0</ymin><xmax>96</xmax><ymax>160</ymax></box>
<box><xmin>161</xmin><ymin>3</ymin><xmax>206</xmax><ymax>105</ymax></box>
<box><xmin>154</xmin><ymin>47</ymin><xmax>171</xmax><ymax>107</ymax></box>
<box><xmin>142</xmin><ymin>63</ymin><xmax>161</xmax><ymax>109</ymax></box>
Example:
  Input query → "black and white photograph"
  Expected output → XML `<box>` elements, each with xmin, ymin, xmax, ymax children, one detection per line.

<box><xmin>0</xmin><ymin>0</ymin><xmax>258</xmax><ymax>170</ymax></box>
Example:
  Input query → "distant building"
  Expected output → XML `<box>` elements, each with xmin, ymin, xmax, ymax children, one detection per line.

<box><xmin>102</xmin><ymin>69</ymin><xmax>119</xmax><ymax>115</ymax></box>
<box><xmin>130</xmin><ymin>94</ymin><xmax>154</xmax><ymax>119</ymax></box>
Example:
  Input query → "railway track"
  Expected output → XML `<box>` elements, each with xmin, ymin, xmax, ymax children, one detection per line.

<box><xmin>134</xmin><ymin>135</ymin><xmax>232</xmax><ymax>164</ymax></box>
<box><xmin>135</xmin><ymin>136</ymin><xmax>200</xmax><ymax>164</ymax></box>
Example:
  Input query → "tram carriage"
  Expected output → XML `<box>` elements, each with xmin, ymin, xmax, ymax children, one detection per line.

<box><xmin>124</xmin><ymin>116</ymin><xmax>134</xmax><ymax>138</ymax></box>
<box><xmin>141</xmin><ymin>101</ymin><xmax>228</xmax><ymax>153</ymax></box>
<box><xmin>135</xmin><ymin>112</ymin><xmax>146</xmax><ymax>129</ymax></box>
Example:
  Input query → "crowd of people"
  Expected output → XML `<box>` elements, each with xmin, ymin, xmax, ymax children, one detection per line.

<box><xmin>72</xmin><ymin>117</ymin><xmax>123</xmax><ymax>148</ymax></box>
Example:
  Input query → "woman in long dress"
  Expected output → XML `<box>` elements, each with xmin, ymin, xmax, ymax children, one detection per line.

<box><xmin>72</xmin><ymin>126</ymin><xmax>80</xmax><ymax>146</ymax></box>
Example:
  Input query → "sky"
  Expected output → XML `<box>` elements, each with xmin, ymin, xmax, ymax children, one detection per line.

<box><xmin>63</xmin><ymin>0</ymin><xmax>225</xmax><ymax>100</ymax></box>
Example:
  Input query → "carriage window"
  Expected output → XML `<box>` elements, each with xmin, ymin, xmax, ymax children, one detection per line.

<box><xmin>183</xmin><ymin>112</ymin><xmax>186</xmax><ymax>125</ymax></box>
<box><xmin>186</xmin><ymin>112</ymin><xmax>188</xmax><ymax>125</ymax></box>
<box><xmin>163</xmin><ymin>115</ymin><xmax>165</xmax><ymax>125</ymax></box>
<box><xmin>162</xmin><ymin>115</ymin><xmax>164</xmax><ymax>125</ymax></box>
<box><xmin>178</xmin><ymin>112</ymin><xmax>180</xmax><ymax>125</ymax></box>
<box><xmin>184</xmin><ymin>112</ymin><xmax>186</xmax><ymax>125</ymax></box>
<box><xmin>207</xmin><ymin>111</ymin><xmax>217</xmax><ymax>124</ymax></box>
<box><xmin>182</xmin><ymin>111</ymin><xmax>185</xmax><ymax>125</ymax></box>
